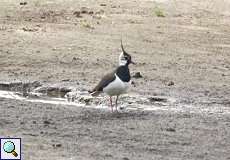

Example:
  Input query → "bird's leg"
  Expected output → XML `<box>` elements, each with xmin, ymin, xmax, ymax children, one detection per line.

<box><xmin>109</xmin><ymin>96</ymin><xmax>113</xmax><ymax>112</ymax></box>
<box><xmin>115</xmin><ymin>95</ymin><xmax>119</xmax><ymax>112</ymax></box>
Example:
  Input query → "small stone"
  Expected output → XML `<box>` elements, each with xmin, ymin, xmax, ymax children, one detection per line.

<box><xmin>31</xmin><ymin>81</ymin><xmax>42</xmax><ymax>88</ymax></box>
<box><xmin>20</xmin><ymin>2</ymin><xmax>27</xmax><ymax>5</ymax></box>
<box><xmin>131</xmin><ymin>81</ymin><xmax>136</xmax><ymax>87</ymax></box>
<box><xmin>80</xmin><ymin>7</ymin><xmax>89</xmax><ymax>14</ymax></box>
<box><xmin>148</xmin><ymin>97</ymin><xmax>167</xmax><ymax>103</ymax></box>
<box><xmin>132</xmin><ymin>72</ymin><xmax>143</xmax><ymax>78</ymax></box>
<box><xmin>166</xmin><ymin>128</ymin><xmax>176</xmax><ymax>132</ymax></box>
<box><xmin>119</xmin><ymin>106</ymin><xmax>125</xmax><ymax>110</ymax></box>
<box><xmin>167</xmin><ymin>81</ymin><xmax>174</xmax><ymax>86</ymax></box>
<box><xmin>22</xmin><ymin>27</ymin><xmax>38</xmax><ymax>32</ymax></box>
<box><xmin>61</xmin><ymin>79</ymin><xmax>70</xmax><ymax>82</ymax></box>
<box><xmin>55</xmin><ymin>144</ymin><xmax>62</xmax><ymax>147</ymax></box>
<box><xmin>79</xmin><ymin>97</ymin><xmax>91</xmax><ymax>105</ymax></box>
<box><xmin>88</xmin><ymin>11</ymin><xmax>94</xmax><ymax>15</ymax></box>
<box><xmin>122</xmin><ymin>157</ymin><xmax>129</xmax><ymax>160</ymax></box>
<box><xmin>52</xmin><ymin>143</ymin><xmax>62</xmax><ymax>148</ymax></box>
<box><xmin>73</xmin><ymin>11</ymin><xmax>82</xmax><ymax>18</ymax></box>
<box><xmin>100</xmin><ymin>3</ymin><xmax>107</xmax><ymax>6</ymax></box>
<box><xmin>43</xmin><ymin>120</ymin><xmax>51</xmax><ymax>125</ymax></box>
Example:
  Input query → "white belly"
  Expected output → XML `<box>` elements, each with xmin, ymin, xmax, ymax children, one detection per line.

<box><xmin>103</xmin><ymin>75</ymin><xmax>129</xmax><ymax>96</ymax></box>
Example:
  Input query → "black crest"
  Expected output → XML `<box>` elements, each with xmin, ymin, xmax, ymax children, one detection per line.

<box><xmin>120</xmin><ymin>40</ymin><xmax>133</xmax><ymax>65</ymax></box>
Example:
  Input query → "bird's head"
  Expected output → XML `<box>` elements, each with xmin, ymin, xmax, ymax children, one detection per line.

<box><xmin>119</xmin><ymin>40</ymin><xmax>135</xmax><ymax>66</ymax></box>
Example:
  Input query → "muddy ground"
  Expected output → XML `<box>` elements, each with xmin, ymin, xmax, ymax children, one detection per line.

<box><xmin>0</xmin><ymin>0</ymin><xmax>230</xmax><ymax>159</ymax></box>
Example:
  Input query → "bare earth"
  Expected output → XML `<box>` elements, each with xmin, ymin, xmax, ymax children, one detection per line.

<box><xmin>0</xmin><ymin>0</ymin><xmax>230</xmax><ymax>159</ymax></box>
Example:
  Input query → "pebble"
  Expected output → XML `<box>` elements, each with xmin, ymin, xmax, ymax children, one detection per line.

<box><xmin>132</xmin><ymin>72</ymin><xmax>143</xmax><ymax>78</ymax></box>
<box><xmin>52</xmin><ymin>143</ymin><xmax>62</xmax><ymax>148</ymax></box>
<box><xmin>43</xmin><ymin>120</ymin><xmax>51</xmax><ymax>125</ymax></box>
<box><xmin>100</xmin><ymin>3</ymin><xmax>107</xmax><ymax>6</ymax></box>
<box><xmin>167</xmin><ymin>81</ymin><xmax>174</xmax><ymax>86</ymax></box>
<box><xmin>80</xmin><ymin>7</ymin><xmax>89</xmax><ymax>14</ymax></box>
<box><xmin>166</xmin><ymin>128</ymin><xmax>176</xmax><ymax>132</ymax></box>
<box><xmin>73</xmin><ymin>11</ymin><xmax>82</xmax><ymax>18</ymax></box>
<box><xmin>148</xmin><ymin>97</ymin><xmax>167</xmax><ymax>102</ymax></box>
<box><xmin>61</xmin><ymin>79</ymin><xmax>70</xmax><ymax>82</ymax></box>
<box><xmin>20</xmin><ymin>2</ymin><xmax>27</xmax><ymax>5</ymax></box>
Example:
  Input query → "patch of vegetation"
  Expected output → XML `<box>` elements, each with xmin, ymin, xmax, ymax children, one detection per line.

<box><xmin>154</xmin><ymin>7</ymin><xmax>165</xmax><ymax>17</ymax></box>
<box><xmin>34</xmin><ymin>0</ymin><xmax>41</xmax><ymax>7</ymax></box>
<box><xmin>80</xmin><ymin>20</ymin><xmax>94</xmax><ymax>29</ymax></box>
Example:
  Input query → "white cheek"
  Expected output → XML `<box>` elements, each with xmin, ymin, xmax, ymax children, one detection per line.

<box><xmin>119</xmin><ymin>60</ymin><xmax>127</xmax><ymax>66</ymax></box>
<box><xmin>119</xmin><ymin>53</ymin><xmax>127</xmax><ymax>66</ymax></box>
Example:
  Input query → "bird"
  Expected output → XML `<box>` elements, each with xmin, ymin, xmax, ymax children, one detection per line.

<box><xmin>89</xmin><ymin>40</ymin><xmax>135</xmax><ymax>112</ymax></box>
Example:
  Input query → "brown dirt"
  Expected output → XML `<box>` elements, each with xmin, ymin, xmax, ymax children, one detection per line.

<box><xmin>0</xmin><ymin>0</ymin><xmax>230</xmax><ymax>159</ymax></box>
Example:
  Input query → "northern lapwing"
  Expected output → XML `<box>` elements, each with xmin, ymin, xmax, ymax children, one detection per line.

<box><xmin>89</xmin><ymin>40</ymin><xmax>135</xmax><ymax>112</ymax></box>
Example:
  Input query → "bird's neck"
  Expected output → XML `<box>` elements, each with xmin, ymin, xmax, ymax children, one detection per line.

<box><xmin>116</xmin><ymin>65</ymin><xmax>131</xmax><ymax>82</ymax></box>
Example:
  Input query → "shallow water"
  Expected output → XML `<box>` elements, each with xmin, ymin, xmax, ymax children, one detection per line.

<box><xmin>0</xmin><ymin>81</ymin><xmax>229</xmax><ymax>114</ymax></box>
<box><xmin>0</xmin><ymin>88</ymin><xmax>229</xmax><ymax>115</ymax></box>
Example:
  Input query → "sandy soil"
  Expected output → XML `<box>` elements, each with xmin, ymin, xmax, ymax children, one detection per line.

<box><xmin>0</xmin><ymin>0</ymin><xmax>230</xmax><ymax>159</ymax></box>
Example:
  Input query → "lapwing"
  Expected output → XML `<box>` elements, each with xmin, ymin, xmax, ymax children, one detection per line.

<box><xmin>89</xmin><ymin>40</ymin><xmax>135</xmax><ymax>112</ymax></box>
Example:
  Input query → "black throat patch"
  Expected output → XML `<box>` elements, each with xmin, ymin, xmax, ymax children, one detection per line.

<box><xmin>116</xmin><ymin>65</ymin><xmax>131</xmax><ymax>82</ymax></box>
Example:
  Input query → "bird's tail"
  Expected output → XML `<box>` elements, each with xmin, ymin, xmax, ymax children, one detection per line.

<box><xmin>88</xmin><ymin>90</ymin><xmax>101</xmax><ymax>97</ymax></box>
